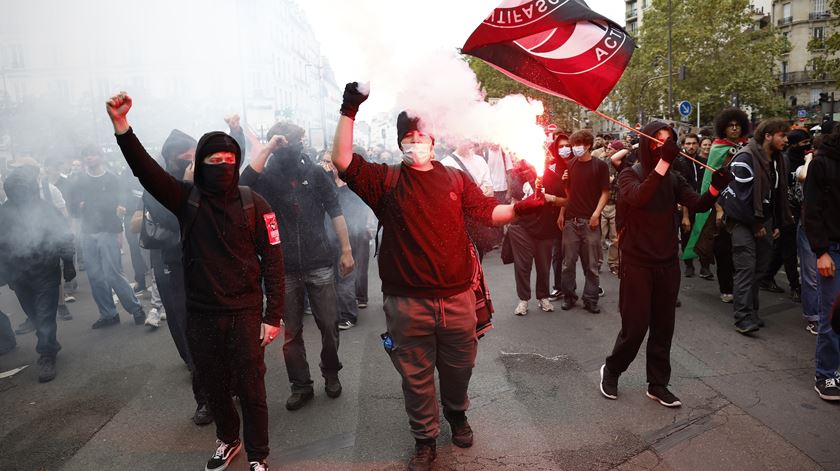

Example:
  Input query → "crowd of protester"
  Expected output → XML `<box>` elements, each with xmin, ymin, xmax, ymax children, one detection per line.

<box><xmin>1</xmin><ymin>90</ymin><xmax>839</xmax><ymax>471</ymax></box>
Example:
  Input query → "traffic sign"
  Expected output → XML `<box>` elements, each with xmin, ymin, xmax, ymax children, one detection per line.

<box><xmin>797</xmin><ymin>109</ymin><xmax>807</xmax><ymax>118</ymax></box>
<box><xmin>678</xmin><ymin>101</ymin><xmax>693</xmax><ymax>117</ymax></box>
<box><xmin>799</xmin><ymin>117</ymin><xmax>806</xmax><ymax>123</ymax></box>
<box><xmin>545</xmin><ymin>123</ymin><xmax>558</xmax><ymax>134</ymax></box>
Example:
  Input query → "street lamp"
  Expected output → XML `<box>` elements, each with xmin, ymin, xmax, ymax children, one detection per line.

<box><xmin>667</xmin><ymin>0</ymin><xmax>673</xmax><ymax>120</ymax></box>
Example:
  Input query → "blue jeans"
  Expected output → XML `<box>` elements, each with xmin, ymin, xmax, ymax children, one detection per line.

<box><xmin>797</xmin><ymin>224</ymin><xmax>820</xmax><ymax>322</ymax></box>
<box><xmin>816</xmin><ymin>244</ymin><xmax>840</xmax><ymax>380</ymax></box>
<box><xmin>83</xmin><ymin>232</ymin><xmax>143</xmax><ymax>320</ymax></box>
<box><xmin>282</xmin><ymin>266</ymin><xmax>342</xmax><ymax>393</ymax></box>
<box><xmin>561</xmin><ymin>218</ymin><xmax>602</xmax><ymax>305</ymax></box>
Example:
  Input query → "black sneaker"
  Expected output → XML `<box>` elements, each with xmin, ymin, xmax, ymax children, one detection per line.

<box><xmin>133</xmin><ymin>312</ymin><xmax>147</xmax><ymax>326</ymax></box>
<box><xmin>598</xmin><ymin>286</ymin><xmax>605</xmax><ymax>297</ymax></box>
<box><xmin>408</xmin><ymin>440</ymin><xmax>436</xmax><ymax>471</ymax></box>
<box><xmin>549</xmin><ymin>289</ymin><xmax>562</xmax><ymax>301</ymax></box>
<box><xmin>561</xmin><ymin>298</ymin><xmax>575</xmax><ymax>310</ymax></box>
<box><xmin>285</xmin><ymin>391</ymin><xmax>314</xmax><ymax>411</ymax></box>
<box><xmin>37</xmin><ymin>355</ymin><xmax>56</xmax><ymax>383</ymax></box>
<box><xmin>646</xmin><ymin>385</ymin><xmax>682</xmax><ymax>407</ymax></box>
<box><xmin>735</xmin><ymin>319</ymin><xmax>760</xmax><ymax>335</ymax></box>
<box><xmin>791</xmin><ymin>288</ymin><xmax>801</xmax><ymax>303</ymax></box>
<box><xmin>15</xmin><ymin>319</ymin><xmax>34</xmax><ymax>335</ymax></box>
<box><xmin>133</xmin><ymin>284</ymin><xmax>147</xmax><ymax>295</ymax></box>
<box><xmin>205</xmin><ymin>439</ymin><xmax>241</xmax><ymax>471</ymax></box>
<box><xmin>815</xmin><ymin>377</ymin><xmax>840</xmax><ymax>401</ymax></box>
<box><xmin>356</xmin><ymin>301</ymin><xmax>368</xmax><ymax>309</ymax></box>
<box><xmin>583</xmin><ymin>302</ymin><xmax>601</xmax><ymax>314</ymax></box>
<box><xmin>599</xmin><ymin>364</ymin><xmax>618</xmax><ymax>400</ymax></box>
<box><xmin>444</xmin><ymin>410</ymin><xmax>473</xmax><ymax>448</ymax></box>
<box><xmin>699</xmin><ymin>266</ymin><xmax>714</xmax><ymax>280</ymax></box>
<box><xmin>249</xmin><ymin>461</ymin><xmax>268</xmax><ymax>471</ymax></box>
<box><xmin>91</xmin><ymin>316</ymin><xmax>120</xmax><ymax>329</ymax></box>
<box><xmin>57</xmin><ymin>305</ymin><xmax>73</xmax><ymax>321</ymax></box>
<box><xmin>759</xmin><ymin>281</ymin><xmax>784</xmax><ymax>293</ymax></box>
<box><xmin>338</xmin><ymin>320</ymin><xmax>356</xmax><ymax>330</ymax></box>
<box><xmin>325</xmin><ymin>377</ymin><xmax>342</xmax><ymax>398</ymax></box>
<box><xmin>684</xmin><ymin>264</ymin><xmax>695</xmax><ymax>278</ymax></box>
<box><xmin>193</xmin><ymin>403</ymin><xmax>213</xmax><ymax>426</ymax></box>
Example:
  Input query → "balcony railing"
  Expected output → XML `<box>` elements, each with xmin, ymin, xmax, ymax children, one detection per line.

<box><xmin>778</xmin><ymin>70</ymin><xmax>830</xmax><ymax>83</ymax></box>
<box><xmin>777</xmin><ymin>16</ymin><xmax>793</xmax><ymax>26</ymax></box>
<box><xmin>810</xmin><ymin>11</ymin><xmax>832</xmax><ymax>20</ymax></box>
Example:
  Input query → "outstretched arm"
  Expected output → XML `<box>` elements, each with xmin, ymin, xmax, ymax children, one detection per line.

<box><xmin>332</xmin><ymin>82</ymin><xmax>369</xmax><ymax>173</ymax></box>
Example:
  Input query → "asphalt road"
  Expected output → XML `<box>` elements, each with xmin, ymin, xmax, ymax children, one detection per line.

<box><xmin>1</xmin><ymin>248</ymin><xmax>838</xmax><ymax>471</ymax></box>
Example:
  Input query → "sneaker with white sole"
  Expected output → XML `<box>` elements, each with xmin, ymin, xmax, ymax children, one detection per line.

<box><xmin>338</xmin><ymin>320</ymin><xmax>356</xmax><ymax>330</ymax></box>
<box><xmin>815</xmin><ymin>377</ymin><xmax>840</xmax><ymax>401</ymax></box>
<box><xmin>806</xmin><ymin>321</ymin><xmax>818</xmax><ymax>335</ymax></box>
<box><xmin>145</xmin><ymin>308</ymin><xmax>161</xmax><ymax>328</ymax></box>
<box><xmin>599</xmin><ymin>364</ymin><xmax>618</xmax><ymax>400</ymax></box>
<box><xmin>538</xmin><ymin>298</ymin><xmax>554</xmax><ymax>312</ymax></box>
<box><xmin>646</xmin><ymin>386</ymin><xmax>682</xmax><ymax>407</ymax></box>
<box><xmin>205</xmin><ymin>439</ymin><xmax>241</xmax><ymax>471</ymax></box>
<box><xmin>64</xmin><ymin>294</ymin><xmax>76</xmax><ymax>303</ymax></box>
<box><xmin>514</xmin><ymin>300</ymin><xmax>528</xmax><ymax>316</ymax></box>
<box><xmin>720</xmin><ymin>293</ymin><xmax>734</xmax><ymax>303</ymax></box>
<box><xmin>249</xmin><ymin>461</ymin><xmax>268</xmax><ymax>471</ymax></box>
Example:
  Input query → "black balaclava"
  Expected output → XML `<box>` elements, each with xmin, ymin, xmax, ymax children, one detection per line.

<box><xmin>265</xmin><ymin>122</ymin><xmax>307</xmax><ymax>179</ymax></box>
<box><xmin>161</xmin><ymin>129</ymin><xmax>197</xmax><ymax>180</ymax></box>
<box><xmin>786</xmin><ymin>129</ymin><xmax>810</xmax><ymax>170</ymax></box>
<box><xmin>194</xmin><ymin>131</ymin><xmax>241</xmax><ymax>195</ymax></box>
<box><xmin>637</xmin><ymin>121</ymin><xmax>677</xmax><ymax>175</ymax></box>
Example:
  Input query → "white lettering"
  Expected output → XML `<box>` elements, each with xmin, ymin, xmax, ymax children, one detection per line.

<box><xmin>523</xmin><ymin>4</ymin><xmax>534</xmax><ymax>19</ymax></box>
<box><xmin>604</xmin><ymin>37</ymin><xmax>617</xmax><ymax>49</ymax></box>
<box><xmin>595</xmin><ymin>48</ymin><xmax>609</xmax><ymax>61</ymax></box>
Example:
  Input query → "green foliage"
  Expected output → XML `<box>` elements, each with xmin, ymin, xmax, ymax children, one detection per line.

<box><xmin>467</xmin><ymin>57</ymin><xmax>581</xmax><ymax>131</ymax></box>
<box><xmin>613</xmin><ymin>0</ymin><xmax>787</xmax><ymax>126</ymax></box>
<box><xmin>808</xmin><ymin>0</ymin><xmax>840</xmax><ymax>85</ymax></box>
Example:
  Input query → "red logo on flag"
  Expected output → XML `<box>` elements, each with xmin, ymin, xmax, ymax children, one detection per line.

<box><xmin>463</xmin><ymin>0</ymin><xmax>636</xmax><ymax>110</ymax></box>
<box><xmin>263</xmin><ymin>213</ymin><xmax>281</xmax><ymax>246</ymax></box>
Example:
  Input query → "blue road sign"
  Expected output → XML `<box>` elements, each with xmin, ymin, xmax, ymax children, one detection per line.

<box><xmin>797</xmin><ymin>109</ymin><xmax>807</xmax><ymax>118</ymax></box>
<box><xmin>678</xmin><ymin>101</ymin><xmax>692</xmax><ymax>117</ymax></box>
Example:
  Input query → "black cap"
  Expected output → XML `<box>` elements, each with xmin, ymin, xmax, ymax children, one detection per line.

<box><xmin>396</xmin><ymin>111</ymin><xmax>435</xmax><ymax>149</ymax></box>
<box><xmin>195</xmin><ymin>132</ymin><xmax>241</xmax><ymax>163</ymax></box>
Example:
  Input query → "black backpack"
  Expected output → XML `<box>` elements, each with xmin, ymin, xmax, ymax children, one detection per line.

<box><xmin>139</xmin><ymin>198</ymin><xmax>181</xmax><ymax>250</ymax></box>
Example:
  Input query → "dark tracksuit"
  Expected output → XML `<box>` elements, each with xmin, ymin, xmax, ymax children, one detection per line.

<box><xmin>116</xmin><ymin>128</ymin><xmax>284</xmax><ymax>462</ymax></box>
<box><xmin>606</xmin><ymin>122</ymin><xmax>717</xmax><ymax>387</ymax></box>
<box><xmin>0</xmin><ymin>169</ymin><xmax>75</xmax><ymax>358</ymax></box>
<box><xmin>340</xmin><ymin>154</ymin><xmax>498</xmax><ymax>441</ymax></box>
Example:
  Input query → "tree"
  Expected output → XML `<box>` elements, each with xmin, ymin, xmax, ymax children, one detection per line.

<box><xmin>809</xmin><ymin>0</ymin><xmax>840</xmax><ymax>87</ymax></box>
<box><xmin>613</xmin><ymin>0</ymin><xmax>788</xmax><ymax>126</ymax></box>
<box><xmin>467</xmin><ymin>57</ymin><xmax>581</xmax><ymax>131</ymax></box>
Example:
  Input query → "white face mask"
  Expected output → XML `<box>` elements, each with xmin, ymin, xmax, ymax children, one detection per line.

<box><xmin>558</xmin><ymin>146</ymin><xmax>572</xmax><ymax>159</ymax></box>
<box><xmin>402</xmin><ymin>143</ymin><xmax>433</xmax><ymax>166</ymax></box>
<box><xmin>572</xmin><ymin>145</ymin><xmax>586</xmax><ymax>157</ymax></box>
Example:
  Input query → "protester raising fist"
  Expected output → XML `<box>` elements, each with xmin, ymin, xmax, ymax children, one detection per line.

<box><xmin>106</xmin><ymin>92</ymin><xmax>132</xmax><ymax>135</ymax></box>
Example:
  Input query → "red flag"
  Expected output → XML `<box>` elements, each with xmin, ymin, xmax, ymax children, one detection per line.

<box><xmin>463</xmin><ymin>0</ymin><xmax>636</xmax><ymax>110</ymax></box>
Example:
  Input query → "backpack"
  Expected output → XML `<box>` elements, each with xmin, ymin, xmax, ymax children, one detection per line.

<box><xmin>139</xmin><ymin>199</ymin><xmax>181</xmax><ymax>250</ymax></box>
<box><xmin>379</xmin><ymin>164</ymin><xmax>495</xmax><ymax>338</ymax></box>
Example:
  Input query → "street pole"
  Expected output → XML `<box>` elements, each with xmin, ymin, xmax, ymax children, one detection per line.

<box><xmin>668</xmin><ymin>0</ymin><xmax>673</xmax><ymax>120</ymax></box>
<box><xmin>697</xmin><ymin>102</ymin><xmax>700</xmax><ymax>128</ymax></box>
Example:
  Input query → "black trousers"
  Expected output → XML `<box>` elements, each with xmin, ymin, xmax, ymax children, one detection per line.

<box><xmin>508</xmin><ymin>225</ymin><xmax>553</xmax><ymax>301</ymax></box>
<box><xmin>552</xmin><ymin>237</ymin><xmax>564</xmax><ymax>292</ymax></box>
<box><xmin>188</xmin><ymin>313</ymin><xmax>268</xmax><ymax>461</ymax></box>
<box><xmin>714</xmin><ymin>230</ymin><xmax>734</xmax><ymax>295</ymax></box>
<box><xmin>153</xmin><ymin>258</ymin><xmax>204</xmax><ymax>405</ymax></box>
<box><xmin>761</xmin><ymin>224</ymin><xmax>800</xmax><ymax>290</ymax></box>
<box><xmin>606</xmin><ymin>261</ymin><xmax>681</xmax><ymax>387</ymax></box>
<box><xmin>351</xmin><ymin>232</ymin><xmax>371</xmax><ymax>304</ymax></box>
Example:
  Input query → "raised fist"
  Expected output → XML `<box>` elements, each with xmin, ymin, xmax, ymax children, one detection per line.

<box><xmin>106</xmin><ymin>92</ymin><xmax>132</xmax><ymax>121</ymax></box>
<box><xmin>224</xmin><ymin>114</ymin><xmax>241</xmax><ymax>131</ymax></box>
<box><xmin>266</xmin><ymin>134</ymin><xmax>288</xmax><ymax>153</ymax></box>
<box><xmin>340</xmin><ymin>82</ymin><xmax>369</xmax><ymax>120</ymax></box>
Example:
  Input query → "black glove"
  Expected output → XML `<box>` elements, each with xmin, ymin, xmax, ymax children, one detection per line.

<box><xmin>514</xmin><ymin>193</ymin><xmax>545</xmax><ymax>216</ymax></box>
<box><xmin>63</xmin><ymin>260</ymin><xmax>77</xmax><ymax>283</ymax></box>
<box><xmin>710</xmin><ymin>168</ymin><xmax>733</xmax><ymax>192</ymax></box>
<box><xmin>340</xmin><ymin>82</ymin><xmax>369</xmax><ymax>120</ymax></box>
<box><xmin>660</xmin><ymin>138</ymin><xmax>680</xmax><ymax>165</ymax></box>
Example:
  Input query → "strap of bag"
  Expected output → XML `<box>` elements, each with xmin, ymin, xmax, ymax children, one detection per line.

<box><xmin>448</xmin><ymin>154</ymin><xmax>477</xmax><ymax>184</ymax></box>
<box><xmin>375</xmin><ymin>164</ymin><xmax>402</xmax><ymax>256</ymax></box>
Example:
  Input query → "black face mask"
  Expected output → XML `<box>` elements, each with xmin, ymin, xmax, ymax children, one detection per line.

<box><xmin>200</xmin><ymin>164</ymin><xmax>236</xmax><ymax>194</ymax></box>
<box><xmin>171</xmin><ymin>159</ymin><xmax>191</xmax><ymax>179</ymax></box>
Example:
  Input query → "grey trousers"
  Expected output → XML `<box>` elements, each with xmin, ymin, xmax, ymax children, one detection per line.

<box><xmin>282</xmin><ymin>266</ymin><xmax>342</xmax><ymax>393</ymax></box>
<box><xmin>508</xmin><ymin>224</ymin><xmax>554</xmax><ymax>301</ymax></box>
<box><xmin>384</xmin><ymin>289</ymin><xmax>478</xmax><ymax>440</ymax></box>
<box><xmin>561</xmin><ymin>218</ymin><xmax>602</xmax><ymax>305</ymax></box>
<box><xmin>730</xmin><ymin>222</ymin><xmax>773</xmax><ymax>326</ymax></box>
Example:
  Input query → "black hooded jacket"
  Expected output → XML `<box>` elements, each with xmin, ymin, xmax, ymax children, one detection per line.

<box><xmin>0</xmin><ymin>168</ymin><xmax>75</xmax><ymax>286</ymax></box>
<box><xmin>804</xmin><ymin>139</ymin><xmax>840</xmax><ymax>256</ymax></box>
<box><xmin>116</xmin><ymin>128</ymin><xmax>284</xmax><ymax>325</ymax></box>
<box><xmin>618</xmin><ymin>121</ymin><xmax>717</xmax><ymax>266</ymax></box>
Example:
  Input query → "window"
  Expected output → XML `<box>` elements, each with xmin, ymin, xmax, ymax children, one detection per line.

<box><xmin>814</xmin><ymin>26</ymin><xmax>825</xmax><ymax>40</ymax></box>
<box><xmin>783</xmin><ymin>2</ymin><xmax>791</xmax><ymax>18</ymax></box>
<box><xmin>627</xmin><ymin>20</ymin><xmax>637</xmax><ymax>34</ymax></box>
<box><xmin>781</xmin><ymin>61</ymin><xmax>788</xmax><ymax>78</ymax></box>
<box><xmin>815</xmin><ymin>0</ymin><xmax>826</xmax><ymax>13</ymax></box>
<box><xmin>811</xmin><ymin>89</ymin><xmax>822</xmax><ymax>104</ymax></box>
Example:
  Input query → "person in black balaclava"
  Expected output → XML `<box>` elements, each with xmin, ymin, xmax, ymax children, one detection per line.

<box><xmin>106</xmin><ymin>92</ymin><xmax>284</xmax><ymax>471</ymax></box>
<box><xmin>0</xmin><ymin>167</ymin><xmax>76</xmax><ymax>383</ymax></box>
<box><xmin>130</xmin><ymin>129</ymin><xmax>212</xmax><ymax>426</ymax></box>
<box><xmin>599</xmin><ymin>121</ymin><xmax>733</xmax><ymax>408</ymax></box>
<box><xmin>240</xmin><ymin>120</ymin><xmax>350</xmax><ymax>412</ymax></box>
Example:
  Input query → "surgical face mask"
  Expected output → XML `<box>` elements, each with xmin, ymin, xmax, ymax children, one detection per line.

<box><xmin>402</xmin><ymin>143</ymin><xmax>433</xmax><ymax>166</ymax></box>
<box><xmin>558</xmin><ymin>146</ymin><xmax>572</xmax><ymax>159</ymax></box>
<box><xmin>572</xmin><ymin>145</ymin><xmax>586</xmax><ymax>158</ymax></box>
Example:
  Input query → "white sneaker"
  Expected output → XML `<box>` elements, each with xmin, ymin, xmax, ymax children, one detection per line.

<box><xmin>720</xmin><ymin>293</ymin><xmax>734</xmax><ymax>303</ymax></box>
<box><xmin>64</xmin><ymin>294</ymin><xmax>76</xmax><ymax>303</ymax></box>
<box><xmin>538</xmin><ymin>298</ymin><xmax>554</xmax><ymax>312</ymax></box>
<box><xmin>145</xmin><ymin>308</ymin><xmax>161</xmax><ymax>328</ymax></box>
<box><xmin>514</xmin><ymin>300</ymin><xmax>528</xmax><ymax>316</ymax></box>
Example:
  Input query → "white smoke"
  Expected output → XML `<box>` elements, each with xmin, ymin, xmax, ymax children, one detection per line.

<box><xmin>303</xmin><ymin>0</ymin><xmax>548</xmax><ymax>167</ymax></box>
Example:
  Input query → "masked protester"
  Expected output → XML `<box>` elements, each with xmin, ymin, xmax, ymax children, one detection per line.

<box><xmin>106</xmin><ymin>93</ymin><xmax>283</xmax><ymax>471</ymax></box>
<box><xmin>240</xmin><ymin>120</ymin><xmax>351</xmax><ymax>412</ymax></box>
<box><xmin>599</xmin><ymin>121</ymin><xmax>732</xmax><ymax>408</ymax></box>
<box><xmin>332</xmin><ymin>82</ymin><xmax>545</xmax><ymax>471</ymax></box>
<box><xmin>0</xmin><ymin>167</ymin><xmax>76</xmax><ymax>382</ymax></box>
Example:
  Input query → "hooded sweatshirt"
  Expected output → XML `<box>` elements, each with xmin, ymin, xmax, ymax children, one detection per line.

<box><xmin>618</xmin><ymin>121</ymin><xmax>718</xmax><ymax>267</ymax></box>
<box><xmin>804</xmin><ymin>138</ymin><xmax>840</xmax><ymax>256</ymax></box>
<box><xmin>116</xmin><ymin>128</ymin><xmax>285</xmax><ymax>325</ymax></box>
<box><xmin>0</xmin><ymin>168</ymin><xmax>75</xmax><ymax>286</ymax></box>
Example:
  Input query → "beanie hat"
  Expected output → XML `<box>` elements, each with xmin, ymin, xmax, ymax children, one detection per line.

<box><xmin>396</xmin><ymin>111</ymin><xmax>434</xmax><ymax>149</ymax></box>
<box><xmin>195</xmin><ymin>132</ymin><xmax>241</xmax><ymax>163</ymax></box>
<box><xmin>786</xmin><ymin>128</ymin><xmax>810</xmax><ymax>146</ymax></box>
<box><xmin>609</xmin><ymin>140</ymin><xmax>625</xmax><ymax>151</ymax></box>
<box><xmin>161</xmin><ymin>129</ymin><xmax>197</xmax><ymax>164</ymax></box>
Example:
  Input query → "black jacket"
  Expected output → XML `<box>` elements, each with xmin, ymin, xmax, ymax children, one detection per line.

<box><xmin>804</xmin><ymin>140</ymin><xmax>840</xmax><ymax>256</ymax></box>
<box><xmin>618</xmin><ymin>121</ymin><xmax>717</xmax><ymax>266</ymax></box>
<box><xmin>116</xmin><ymin>128</ymin><xmax>285</xmax><ymax>325</ymax></box>
<box><xmin>68</xmin><ymin>169</ymin><xmax>124</xmax><ymax>234</ymax></box>
<box><xmin>240</xmin><ymin>150</ymin><xmax>343</xmax><ymax>273</ymax></box>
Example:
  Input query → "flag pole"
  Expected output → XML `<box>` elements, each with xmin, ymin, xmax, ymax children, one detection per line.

<box><xmin>589</xmin><ymin>108</ymin><xmax>714</xmax><ymax>172</ymax></box>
